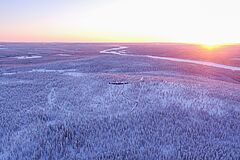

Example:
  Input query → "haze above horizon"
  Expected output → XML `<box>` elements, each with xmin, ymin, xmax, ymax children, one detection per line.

<box><xmin>1</xmin><ymin>0</ymin><xmax>240</xmax><ymax>45</ymax></box>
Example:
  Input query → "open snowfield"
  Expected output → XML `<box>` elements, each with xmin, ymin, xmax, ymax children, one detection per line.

<box><xmin>0</xmin><ymin>43</ymin><xmax>240</xmax><ymax>159</ymax></box>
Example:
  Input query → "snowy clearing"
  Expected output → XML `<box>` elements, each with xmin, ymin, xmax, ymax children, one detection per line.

<box><xmin>13</xmin><ymin>55</ymin><xmax>42</xmax><ymax>59</ymax></box>
<box><xmin>57</xmin><ymin>54</ymin><xmax>71</xmax><ymax>57</ymax></box>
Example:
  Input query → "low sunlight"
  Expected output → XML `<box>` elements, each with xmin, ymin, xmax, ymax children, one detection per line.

<box><xmin>1</xmin><ymin>0</ymin><xmax>240</xmax><ymax>159</ymax></box>
<box><xmin>199</xmin><ymin>42</ymin><xmax>225</xmax><ymax>50</ymax></box>
<box><xmin>1</xmin><ymin>0</ymin><xmax>240</xmax><ymax>44</ymax></box>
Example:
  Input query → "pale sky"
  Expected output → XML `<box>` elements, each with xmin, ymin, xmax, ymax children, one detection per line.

<box><xmin>0</xmin><ymin>0</ymin><xmax>240</xmax><ymax>45</ymax></box>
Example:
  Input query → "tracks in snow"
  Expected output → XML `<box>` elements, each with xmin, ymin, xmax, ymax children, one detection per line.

<box><xmin>131</xmin><ymin>76</ymin><xmax>144</xmax><ymax>112</ymax></box>
<box><xmin>47</xmin><ymin>88</ymin><xmax>57</xmax><ymax>109</ymax></box>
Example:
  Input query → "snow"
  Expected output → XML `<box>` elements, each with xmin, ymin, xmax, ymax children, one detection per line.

<box><xmin>100</xmin><ymin>46</ymin><xmax>128</xmax><ymax>55</ymax></box>
<box><xmin>2</xmin><ymin>72</ymin><xmax>17</xmax><ymax>76</ymax></box>
<box><xmin>1</xmin><ymin>68</ymin><xmax>239</xmax><ymax>159</ymax></box>
<box><xmin>146</xmin><ymin>56</ymin><xmax>240</xmax><ymax>71</ymax></box>
<box><xmin>29</xmin><ymin>69</ymin><xmax>76</xmax><ymax>74</ymax></box>
<box><xmin>13</xmin><ymin>55</ymin><xmax>42</xmax><ymax>59</ymax></box>
<box><xmin>0</xmin><ymin>45</ymin><xmax>6</xmax><ymax>49</ymax></box>
<box><xmin>57</xmin><ymin>54</ymin><xmax>71</xmax><ymax>57</ymax></box>
<box><xmin>64</xmin><ymin>72</ymin><xmax>87</xmax><ymax>77</ymax></box>
<box><xmin>47</xmin><ymin>88</ymin><xmax>57</xmax><ymax>109</ymax></box>
<box><xmin>231</xmin><ymin>58</ymin><xmax>240</xmax><ymax>61</ymax></box>
<box><xmin>1</xmin><ymin>44</ymin><xmax>240</xmax><ymax>159</ymax></box>
<box><xmin>1</xmin><ymin>69</ymin><xmax>77</xmax><ymax>76</ymax></box>
<box><xmin>101</xmin><ymin>46</ymin><xmax>240</xmax><ymax>71</ymax></box>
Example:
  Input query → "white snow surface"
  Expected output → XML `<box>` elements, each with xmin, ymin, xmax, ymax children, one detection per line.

<box><xmin>0</xmin><ymin>46</ymin><xmax>7</xmax><ymax>50</ymax></box>
<box><xmin>1</xmin><ymin>69</ymin><xmax>77</xmax><ymax>76</ymax></box>
<box><xmin>2</xmin><ymin>72</ymin><xmax>17</xmax><ymax>76</ymax></box>
<box><xmin>1</xmin><ymin>44</ymin><xmax>240</xmax><ymax>159</ymax></box>
<box><xmin>232</xmin><ymin>58</ymin><xmax>240</xmax><ymax>61</ymax></box>
<box><xmin>29</xmin><ymin>69</ymin><xmax>76</xmax><ymax>73</ymax></box>
<box><xmin>57</xmin><ymin>54</ymin><xmax>71</xmax><ymax>57</ymax></box>
<box><xmin>101</xmin><ymin>46</ymin><xmax>240</xmax><ymax>71</ymax></box>
<box><xmin>14</xmin><ymin>55</ymin><xmax>42</xmax><ymax>59</ymax></box>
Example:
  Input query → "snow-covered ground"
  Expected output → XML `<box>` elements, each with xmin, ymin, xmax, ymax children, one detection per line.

<box><xmin>101</xmin><ymin>46</ymin><xmax>240</xmax><ymax>71</ymax></box>
<box><xmin>57</xmin><ymin>54</ymin><xmax>71</xmax><ymax>57</ymax></box>
<box><xmin>232</xmin><ymin>58</ymin><xmax>240</xmax><ymax>61</ymax></box>
<box><xmin>0</xmin><ymin>44</ymin><xmax>240</xmax><ymax>159</ymax></box>
<box><xmin>0</xmin><ymin>45</ymin><xmax>7</xmax><ymax>50</ymax></box>
<box><xmin>13</xmin><ymin>55</ymin><xmax>42</xmax><ymax>59</ymax></box>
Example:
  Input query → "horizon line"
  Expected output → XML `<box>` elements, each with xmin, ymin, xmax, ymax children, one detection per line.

<box><xmin>0</xmin><ymin>41</ymin><xmax>240</xmax><ymax>46</ymax></box>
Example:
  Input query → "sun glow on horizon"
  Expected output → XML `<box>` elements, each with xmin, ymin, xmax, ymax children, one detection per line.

<box><xmin>0</xmin><ymin>0</ymin><xmax>240</xmax><ymax>44</ymax></box>
<box><xmin>200</xmin><ymin>44</ymin><xmax>223</xmax><ymax>50</ymax></box>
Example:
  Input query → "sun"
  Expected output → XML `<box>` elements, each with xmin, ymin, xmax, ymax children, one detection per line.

<box><xmin>201</xmin><ymin>44</ymin><xmax>221</xmax><ymax>50</ymax></box>
<box><xmin>197</xmin><ymin>41</ymin><xmax>225</xmax><ymax>50</ymax></box>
